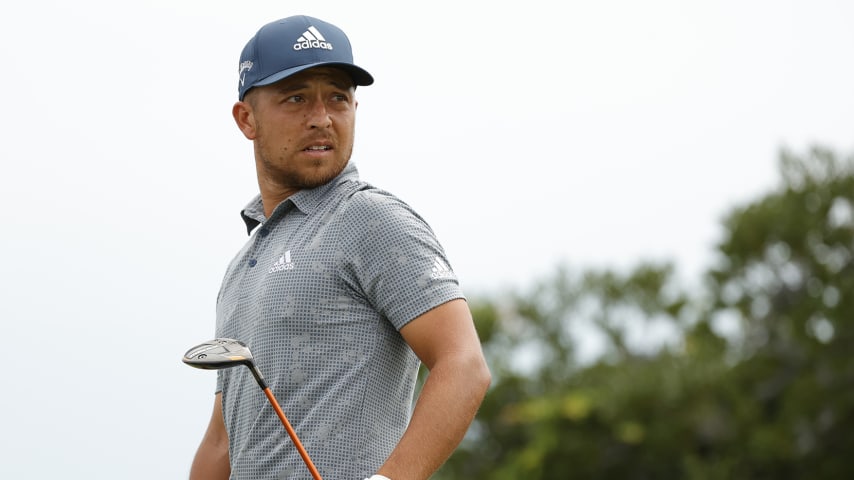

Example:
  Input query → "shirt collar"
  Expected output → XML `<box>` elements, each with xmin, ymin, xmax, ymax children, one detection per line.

<box><xmin>240</xmin><ymin>162</ymin><xmax>360</xmax><ymax>235</ymax></box>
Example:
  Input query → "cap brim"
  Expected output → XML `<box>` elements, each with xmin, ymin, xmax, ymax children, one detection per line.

<box><xmin>250</xmin><ymin>62</ymin><xmax>373</xmax><ymax>91</ymax></box>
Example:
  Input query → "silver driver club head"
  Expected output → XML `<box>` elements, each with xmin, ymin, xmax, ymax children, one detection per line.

<box><xmin>183</xmin><ymin>338</ymin><xmax>255</xmax><ymax>370</ymax></box>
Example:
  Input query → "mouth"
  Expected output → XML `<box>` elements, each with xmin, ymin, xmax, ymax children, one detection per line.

<box><xmin>304</xmin><ymin>145</ymin><xmax>332</xmax><ymax>152</ymax></box>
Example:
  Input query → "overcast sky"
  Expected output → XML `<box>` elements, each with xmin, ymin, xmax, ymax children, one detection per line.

<box><xmin>2</xmin><ymin>0</ymin><xmax>852</xmax><ymax>477</ymax></box>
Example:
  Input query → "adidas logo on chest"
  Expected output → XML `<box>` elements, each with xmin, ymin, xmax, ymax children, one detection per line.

<box><xmin>269</xmin><ymin>250</ymin><xmax>295</xmax><ymax>273</ymax></box>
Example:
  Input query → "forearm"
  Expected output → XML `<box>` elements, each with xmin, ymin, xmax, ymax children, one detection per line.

<box><xmin>190</xmin><ymin>393</ymin><xmax>231</xmax><ymax>480</ymax></box>
<box><xmin>377</xmin><ymin>352</ymin><xmax>490</xmax><ymax>480</ymax></box>
<box><xmin>190</xmin><ymin>432</ymin><xmax>230</xmax><ymax>480</ymax></box>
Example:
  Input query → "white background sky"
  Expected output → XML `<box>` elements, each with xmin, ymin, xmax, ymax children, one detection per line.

<box><xmin>1</xmin><ymin>0</ymin><xmax>852</xmax><ymax>477</ymax></box>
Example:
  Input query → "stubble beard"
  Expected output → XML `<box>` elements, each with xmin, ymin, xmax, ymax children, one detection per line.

<box><xmin>262</xmin><ymin>156</ymin><xmax>343</xmax><ymax>190</ymax></box>
<box><xmin>257</xmin><ymin>140</ymin><xmax>351</xmax><ymax>191</ymax></box>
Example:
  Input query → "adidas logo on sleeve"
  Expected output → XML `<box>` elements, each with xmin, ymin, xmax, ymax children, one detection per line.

<box><xmin>430</xmin><ymin>257</ymin><xmax>454</xmax><ymax>279</ymax></box>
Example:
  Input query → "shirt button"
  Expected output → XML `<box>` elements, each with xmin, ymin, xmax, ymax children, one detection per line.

<box><xmin>248</xmin><ymin>259</ymin><xmax>257</xmax><ymax>267</ymax></box>
<box><xmin>259</xmin><ymin>228</ymin><xmax>270</xmax><ymax>237</ymax></box>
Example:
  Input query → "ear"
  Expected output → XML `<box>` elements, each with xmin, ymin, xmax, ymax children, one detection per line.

<box><xmin>232</xmin><ymin>101</ymin><xmax>257</xmax><ymax>140</ymax></box>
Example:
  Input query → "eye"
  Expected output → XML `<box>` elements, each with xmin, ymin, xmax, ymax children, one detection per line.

<box><xmin>283</xmin><ymin>94</ymin><xmax>305</xmax><ymax>104</ymax></box>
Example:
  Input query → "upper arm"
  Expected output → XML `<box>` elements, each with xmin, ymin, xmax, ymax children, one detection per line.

<box><xmin>208</xmin><ymin>393</ymin><xmax>228</xmax><ymax>441</ymax></box>
<box><xmin>399</xmin><ymin>298</ymin><xmax>486</xmax><ymax>370</ymax></box>
<box><xmin>200</xmin><ymin>392</ymin><xmax>229</xmax><ymax>453</ymax></box>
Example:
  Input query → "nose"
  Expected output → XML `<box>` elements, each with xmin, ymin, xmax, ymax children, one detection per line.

<box><xmin>306</xmin><ymin>100</ymin><xmax>332</xmax><ymax>129</ymax></box>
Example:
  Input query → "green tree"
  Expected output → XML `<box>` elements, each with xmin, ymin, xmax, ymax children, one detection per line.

<box><xmin>437</xmin><ymin>146</ymin><xmax>854</xmax><ymax>479</ymax></box>
<box><xmin>439</xmin><ymin>262</ymin><xmax>700</xmax><ymax>479</ymax></box>
<box><xmin>705</xmin><ymin>146</ymin><xmax>854</xmax><ymax>477</ymax></box>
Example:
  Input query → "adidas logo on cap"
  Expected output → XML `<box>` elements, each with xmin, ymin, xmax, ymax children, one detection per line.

<box><xmin>293</xmin><ymin>26</ymin><xmax>333</xmax><ymax>51</ymax></box>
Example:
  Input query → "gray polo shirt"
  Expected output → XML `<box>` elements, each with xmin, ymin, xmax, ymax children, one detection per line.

<box><xmin>215</xmin><ymin>163</ymin><xmax>464</xmax><ymax>480</ymax></box>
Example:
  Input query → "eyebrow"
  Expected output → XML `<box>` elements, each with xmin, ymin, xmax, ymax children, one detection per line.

<box><xmin>273</xmin><ymin>78</ymin><xmax>354</xmax><ymax>95</ymax></box>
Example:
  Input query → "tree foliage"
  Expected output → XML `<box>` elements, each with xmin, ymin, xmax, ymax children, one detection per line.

<box><xmin>437</xmin><ymin>146</ymin><xmax>854</xmax><ymax>479</ymax></box>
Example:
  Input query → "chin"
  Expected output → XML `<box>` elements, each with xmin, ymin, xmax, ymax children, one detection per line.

<box><xmin>297</xmin><ymin>161</ymin><xmax>347</xmax><ymax>188</ymax></box>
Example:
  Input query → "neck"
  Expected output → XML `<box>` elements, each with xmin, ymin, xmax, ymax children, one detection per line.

<box><xmin>258</xmin><ymin>182</ymin><xmax>299</xmax><ymax>218</ymax></box>
<box><xmin>255</xmin><ymin>170</ymin><xmax>300</xmax><ymax>218</ymax></box>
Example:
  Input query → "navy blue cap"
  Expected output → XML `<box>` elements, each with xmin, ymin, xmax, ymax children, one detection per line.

<box><xmin>237</xmin><ymin>15</ymin><xmax>374</xmax><ymax>100</ymax></box>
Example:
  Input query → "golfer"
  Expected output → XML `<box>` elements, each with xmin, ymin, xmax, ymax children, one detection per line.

<box><xmin>189</xmin><ymin>15</ymin><xmax>491</xmax><ymax>480</ymax></box>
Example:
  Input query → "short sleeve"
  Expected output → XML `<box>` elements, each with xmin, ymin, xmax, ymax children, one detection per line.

<box><xmin>336</xmin><ymin>189</ymin><xmax>464</xmax><ymax>330</ymax></box>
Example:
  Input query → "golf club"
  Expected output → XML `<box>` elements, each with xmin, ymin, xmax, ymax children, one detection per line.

<box><xmin>183</xmin><ymin>338</ymin><xmax>323</xmax><ymax>480</ymax></box>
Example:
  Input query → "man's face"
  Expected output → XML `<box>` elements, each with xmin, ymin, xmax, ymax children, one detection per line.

<box><xmin>241</xmin><ymin>67</ymin><xmax>358</xmax><ymax>192</ymax></box>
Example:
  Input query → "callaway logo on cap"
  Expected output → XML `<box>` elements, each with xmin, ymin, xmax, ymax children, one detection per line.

<box><xmin>237</xmin><ymin>15</ymin><xmax>374</xmax><ymax>101</ymax></box>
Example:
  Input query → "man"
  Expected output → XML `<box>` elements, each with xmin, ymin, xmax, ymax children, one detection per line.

<box><xmin>189</xmin><ymin>15</ymin><xmax>491</xmax><ymax>480</ymax></box>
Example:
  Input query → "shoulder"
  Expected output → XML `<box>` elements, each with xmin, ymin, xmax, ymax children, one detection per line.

<box><xmin>340</xmin><ymin>183</ymin><xmax>428</xmax><ymax>228</ymax></box>
<box><xmin>330</xmin><ymin>183</ymin><xmax>442</xmax><ymax>256</ymax></box>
